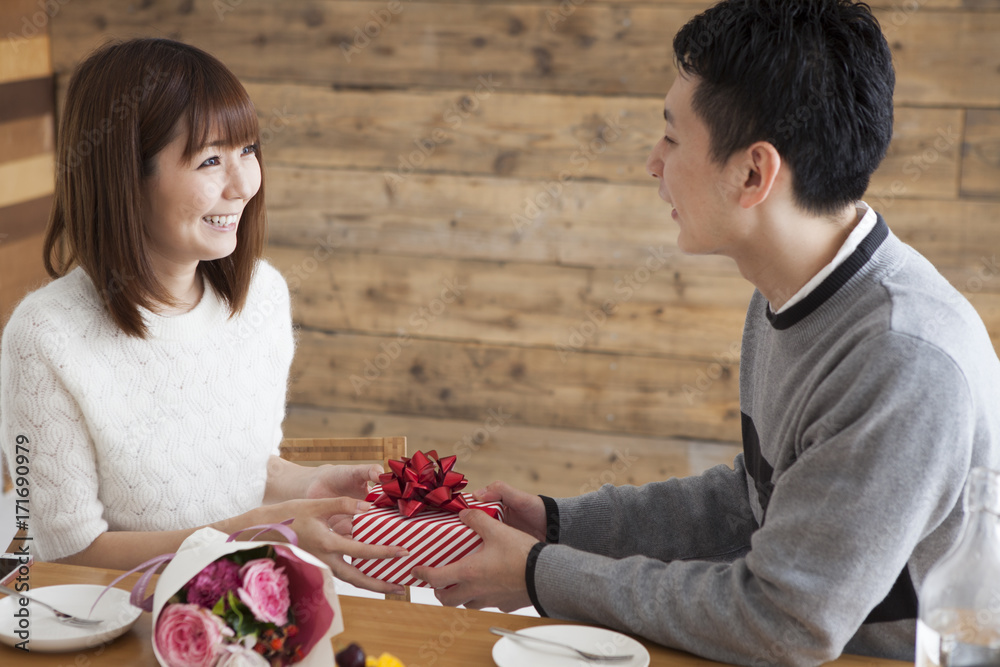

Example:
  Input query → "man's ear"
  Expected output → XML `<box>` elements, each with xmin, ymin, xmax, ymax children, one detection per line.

<box><xmin>737</xmin><ymin>141</ymin><xmax>782</xmax><ymax>209</ymax></box>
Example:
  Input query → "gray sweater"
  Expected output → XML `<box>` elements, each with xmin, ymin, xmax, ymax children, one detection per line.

<box><xmin>528</xmin><ymin>216</ymin><xmax>1000</xmax><ymax>666</ymax></box>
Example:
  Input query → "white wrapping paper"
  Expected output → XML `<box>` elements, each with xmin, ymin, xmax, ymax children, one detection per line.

<box><xmin>149</xmin><ymin>527</ymin><xmax>343</xmax><ymax>666</ymax></box>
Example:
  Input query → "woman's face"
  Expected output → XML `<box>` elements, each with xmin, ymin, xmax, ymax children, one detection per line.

<box><xmin>142</xmin><ymin>120</ymin><xmax>261</xmax><ymax>275</ymax></box>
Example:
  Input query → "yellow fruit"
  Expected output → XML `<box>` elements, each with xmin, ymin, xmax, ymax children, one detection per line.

<box><xmin>370</xmin><ymin>653</ymin><xmax>405</xmax><ymax>667</ymax></box>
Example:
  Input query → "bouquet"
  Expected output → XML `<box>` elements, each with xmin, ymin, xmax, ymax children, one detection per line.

<box><xmin>156</xmin><ymin>544</ymin><xmax>307</xmax><ymax>666</ymax></box>
<box><xmin>103</xmin><ymin>525</ymin><xmax>342</xmax><ymax>667</ymax></box>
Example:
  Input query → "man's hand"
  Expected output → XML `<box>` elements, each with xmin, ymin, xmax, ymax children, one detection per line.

<box><xmin>471</xmin><ymin>481</ymin><xmax>548</xmax><ymax>541</ymax></box>
<box><xmin>412</xmin><ymin>508</ymin><xmax>538</xmax><ymax>612</ymax></box>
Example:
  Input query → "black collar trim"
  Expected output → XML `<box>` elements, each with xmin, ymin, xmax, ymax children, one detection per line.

<box><xmin>766</xmin><ymin>214</ymin><xmax>889</xmax><ymax>331</ymax></box>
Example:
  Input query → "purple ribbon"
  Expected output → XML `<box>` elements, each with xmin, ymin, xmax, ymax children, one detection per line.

<box><xmin>89</xmin><ymin>519</ymin><xmax>297</xmax><ymax>615</ymax></box>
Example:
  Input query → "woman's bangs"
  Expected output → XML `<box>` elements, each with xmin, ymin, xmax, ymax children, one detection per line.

<box><xmin>184</xmin><ymin>78</ymin><xmax>260</xmax><ymax>157</ymax></box>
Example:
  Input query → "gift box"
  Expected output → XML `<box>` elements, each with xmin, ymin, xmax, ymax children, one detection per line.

<box><xmin>351</xmin><ymin>450</ymin><xmax>505</xmax><ymax>587</ymax></box>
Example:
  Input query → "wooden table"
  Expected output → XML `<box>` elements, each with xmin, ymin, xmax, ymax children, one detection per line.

<box><xmin>0</xmin><ymin>561</ymin><xmax>913</xmax><ymax>666</ymax></box>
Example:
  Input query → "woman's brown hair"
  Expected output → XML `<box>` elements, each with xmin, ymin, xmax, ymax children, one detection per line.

<box><xmin>43</xmin><ymin>38</ymin><xmax>266</xmax><ymax>338</ymax></box>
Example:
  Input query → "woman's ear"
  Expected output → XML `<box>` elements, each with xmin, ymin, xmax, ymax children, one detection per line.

<box><xmin>738</xmin><ymin>141</ymin><xmax>782</xmax><ymax>209</ymax></box>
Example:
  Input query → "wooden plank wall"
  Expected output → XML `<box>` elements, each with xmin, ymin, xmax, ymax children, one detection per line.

<box><xmin>47</xmin><ymin>0</ymin><xmax>1000</xmax><ymax>496</ymax></box>
<box><xmin>0</xmin><ymin>0</ymin><xmax>55</xmax><ymax>327</ymax></box>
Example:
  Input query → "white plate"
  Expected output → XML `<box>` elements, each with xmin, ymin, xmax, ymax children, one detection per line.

<box><xmin>493</xmin><ymin>624</ymin><xmax>650</xmax><ymax>667</ymax></box>
<box><xmin>0</xmin><ymin>584</ymin><xmax>142</xmax><ymax>652</ymax></box>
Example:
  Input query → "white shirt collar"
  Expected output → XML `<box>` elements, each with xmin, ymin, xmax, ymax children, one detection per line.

<box><xmin>771</xmin><ymin>201</ymin><xmax>878</xmax><ymax>315</ymax></box>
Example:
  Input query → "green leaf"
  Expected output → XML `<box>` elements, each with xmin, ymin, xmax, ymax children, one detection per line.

<box><xmin>225</xmin><ymin>590</ymin><xmax>266</xmax><ymax>637</ymax></box>
<box><xmin>229</xmin><ymin>545</ymin><xmax>272</xmax><ymax>567</ymax></box>
<box><xmin>212</xmin><ymin>596</ymin><xmax>226</xmax><ymax>616</ymax></box>
<box><xmin>226</xmin><ymin>591</ymin><xmax>243</xmax><ymax>618</ymax></box>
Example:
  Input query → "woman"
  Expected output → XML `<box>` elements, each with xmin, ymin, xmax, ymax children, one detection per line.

<box><xmin>0</xmin><ymin>38</ymin><xmax>405</xmax><ymax>594</ymax></box>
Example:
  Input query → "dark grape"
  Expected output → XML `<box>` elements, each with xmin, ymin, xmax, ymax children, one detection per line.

<box><xmin>335</xmin><ymin>643</ymin><xmax>366</xmax><ymax>667</ymax></box>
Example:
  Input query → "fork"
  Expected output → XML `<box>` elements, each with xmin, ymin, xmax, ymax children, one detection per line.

<box><xmin>0</xmin><ymin>584</ymin><xmax>104</xmax><ymax>627</ymax></box>
<box><xmin>490</xmin><ymin>626</ymin><xmax>634</xmax><ymax>662</ymax></box>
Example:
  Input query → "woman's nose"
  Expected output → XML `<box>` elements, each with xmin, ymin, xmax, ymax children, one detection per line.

<box><xmin>225</xmin><ymin>158</ymin><xmax>261</xmax><ymax>201</ymax></box>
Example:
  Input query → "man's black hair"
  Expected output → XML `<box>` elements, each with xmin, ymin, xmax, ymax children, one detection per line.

<box><xmin>673</xmin><ymin>0</ymin><xmax>895</xmax><ymax>216</ymax></box>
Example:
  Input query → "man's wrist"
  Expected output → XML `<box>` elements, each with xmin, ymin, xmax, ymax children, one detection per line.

<box><xmin>525</xmin><ymin>541</ymin><xmax>549</xmax><ymax>617</ymax></box>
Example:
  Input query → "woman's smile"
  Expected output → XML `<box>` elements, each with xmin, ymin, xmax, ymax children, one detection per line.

<box><xmin>202</xmin><ymin>213</ymin><xmax>240</xmax><ymax>231</ymax></box>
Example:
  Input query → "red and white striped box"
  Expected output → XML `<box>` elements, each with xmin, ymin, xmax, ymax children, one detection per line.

<box><xmin>350</xmin><ymin>487</ymin><xmax>506</xmax><ymax>587</ymax></box>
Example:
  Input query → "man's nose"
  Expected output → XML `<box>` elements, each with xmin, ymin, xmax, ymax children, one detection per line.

<box><xmin>646</xmin><ymin>147</ymin><xmax>662</xmax><ymax>179</ymax></box>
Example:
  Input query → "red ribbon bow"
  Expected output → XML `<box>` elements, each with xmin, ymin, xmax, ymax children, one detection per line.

<box><xmin>370</xmin><ymin>450</ymin><xmax>470</xmax><ymax>518</ymax></box>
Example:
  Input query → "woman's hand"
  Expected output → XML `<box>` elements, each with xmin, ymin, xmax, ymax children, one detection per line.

<box><xmin>304</xmin><ymin>463</ymin><xmax>382</xmax><ymax>500</ymax></box>
<box><xmin>61</xmin><ymin>490</ymin><xmax>403</xmax><ymax>582</ymax></box>
<box><xmin>472</xmin><ymin>481</ymin><xmax>548</xmax><ymax>541</ymax></box>
<box><xmin>256</xmin><ymin>496</ymin><xmax>408</xmax><ymax>595</ymax></box>
<box><xmin>264</xmin><ymin>455</ymin><xmax>380</xmax><ymax>504</ymax></box>
<box><xmin>260</xmin><ymin>457</ymin><xmax>404</xmax><ymax>593</ymax></box>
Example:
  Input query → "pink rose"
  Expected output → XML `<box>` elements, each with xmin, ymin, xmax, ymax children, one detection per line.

<box><xmin>237</xmin><ymin>558</ymin><xmax>291</xmax><ymax>626</ymax></box>
<box><xmin>155</xmin><ymin>603</ymin><xmax>231</xmax><ymax>667</ymax></box>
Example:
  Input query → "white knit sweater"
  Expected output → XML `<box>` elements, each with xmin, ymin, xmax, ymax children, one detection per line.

<box><xmin>0</xmin><ymin>260</ymin><xmax>295</xmax><ymax>561</ymax></box>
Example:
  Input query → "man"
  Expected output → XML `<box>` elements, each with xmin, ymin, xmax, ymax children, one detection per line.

<box><xmin>413</xmin><ymin>1</ymin><xmax>1000</xmax><ymax>664</ymax></box>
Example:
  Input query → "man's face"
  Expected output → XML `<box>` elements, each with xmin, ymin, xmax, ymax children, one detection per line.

<box><xmin>645</xmin><ymin>73</ymin><xmax>744</xmax><ymax>257</ymax></box>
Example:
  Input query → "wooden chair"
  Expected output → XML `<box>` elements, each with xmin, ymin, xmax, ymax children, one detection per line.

<box><xmin>279</xmin><ymin>436</ymin><xmax>410</xmax><ymax>602</ymax></box>
<box><xmin>279</xmin><ymin>436</ymin><xmax>406</xmax><ymax>467</ymax></box>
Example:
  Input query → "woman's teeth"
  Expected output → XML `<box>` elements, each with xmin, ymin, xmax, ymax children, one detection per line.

<box><xmin>203</xmin><ymin>214</ymin><xmax>238</xmax><ymax>227</ymax></box>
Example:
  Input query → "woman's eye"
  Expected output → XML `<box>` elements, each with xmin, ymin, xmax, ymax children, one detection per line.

<box><xmin>198</xmin><ymin>145</ymin><xmax>256</xmax><ymax>167</ymax></box>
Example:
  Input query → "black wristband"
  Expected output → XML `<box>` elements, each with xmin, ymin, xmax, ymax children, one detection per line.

<box><xmin>525</xmin><ymin>541</ymin><xmax>548</xmax><ymax>617</ymax></box>
<box><xmin>540</xmin><ymin>495</ymin><xmax>560</xmax><ymax>543</ymax></box>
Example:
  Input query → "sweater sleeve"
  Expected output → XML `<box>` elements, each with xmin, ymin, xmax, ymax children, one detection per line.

<box><xmin>0</xmin><ymin>304</ymin><xmax>108</xmax><ymax>562</ymax></box>
<box><xmin>551</xmin><ymin>455</ymin><xmax>756</xmax><ymax>561</ymax></box>
<box><xmin>532</xmin><ymin>333</ymin><xmax>972</xmax><ymax>666</ymax></box>
<box><xmin>256</xmin><ymin>261</ymin><xmax>295</xmax><ymax>458</ymax></box>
